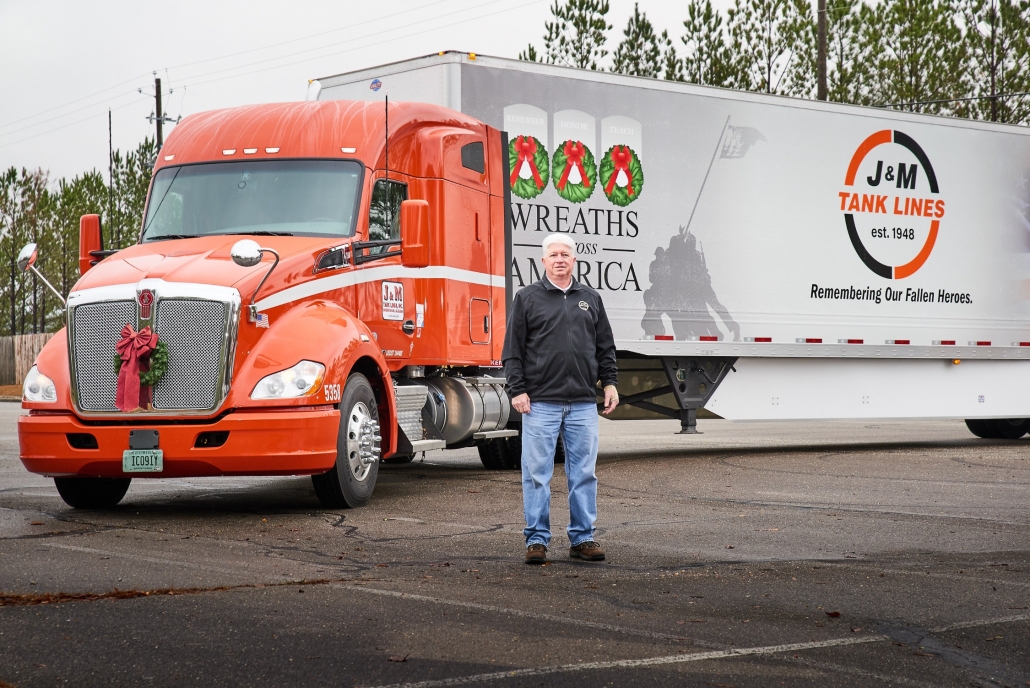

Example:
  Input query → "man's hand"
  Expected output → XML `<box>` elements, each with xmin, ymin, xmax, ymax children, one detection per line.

<box><xmin>512</xmin><ymin>393</ymin><xmax>531</xmax><ymax>415</ymax></box>
<box><xmin>602</xmin><ymin>385</ymin><xmax>619</xmax><ymax>415</ymax></box>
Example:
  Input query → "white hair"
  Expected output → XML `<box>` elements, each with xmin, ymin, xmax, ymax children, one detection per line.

<box><xmin>541</xmin><ymin>233</ymin><xmax>576</xmax><ymax>256</ymax></box>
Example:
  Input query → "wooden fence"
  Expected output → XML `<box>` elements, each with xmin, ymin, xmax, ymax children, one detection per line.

<box><xmin>0</xmin><ymin>333</ymin><xmax>56</xmax><ymax>385</ymax></box>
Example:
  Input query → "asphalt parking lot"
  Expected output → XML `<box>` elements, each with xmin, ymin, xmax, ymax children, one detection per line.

<box><xmin>1</xmin><ymin>402</ymin><xmax>1028</xmax><ymax>687</ymax></box>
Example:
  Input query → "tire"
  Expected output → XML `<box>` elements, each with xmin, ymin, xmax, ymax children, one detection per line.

<box><xmin>54</xmin><ymin>477</ymin><xmax>130</xmax><ymax>509</ymax></box>
<box><xmin>965</xmin><ymin>418</ymin><xmax>1030</xmax><ymax>439</ymax></box>
<box><xmin>554</xmin><ymin>434</ymin><xmax>566</xmax><ymax>465</ymax></box>
<box><xmin>989</xmin><ymin>418</ymin><xmax>1030</xmax><ymax>439</ymax></box>
<box><xmin>312</xmin><ymin>373</ymin><xmax>381</xmax><ymax>508</ymax></box>
<box><xmin>965</xmin><ymin>419</ymin><xmax>996</xmax><ymax>438</ymax></box>
<box><xmin>478</xmin><ymin>441</ymin><xmax>507</xmax><ymax>470</ymax></box>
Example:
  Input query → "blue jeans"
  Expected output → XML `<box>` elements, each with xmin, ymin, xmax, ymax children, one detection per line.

<box><xmin>521</xmin><ymin>401</ymin><xmax>599</xmax><ymax>547</ymax></box>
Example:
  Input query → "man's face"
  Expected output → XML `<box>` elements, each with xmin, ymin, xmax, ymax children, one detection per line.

<box><xmin>542</xmin><ymin>242</ymin><xmax>576</xmax><ymax>283</ymax></box>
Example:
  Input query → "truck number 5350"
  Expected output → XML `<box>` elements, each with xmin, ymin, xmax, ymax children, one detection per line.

<box><xmin>324</xmin><ymin>384</ymin><xmax>342</xmax><ymax>403</ymax></box>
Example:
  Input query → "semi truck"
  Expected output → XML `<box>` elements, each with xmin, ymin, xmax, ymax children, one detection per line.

<box><xmin>17</xmin><ymin>52</ymin><xmax>1030</xmax><ymax>509</ymax></box>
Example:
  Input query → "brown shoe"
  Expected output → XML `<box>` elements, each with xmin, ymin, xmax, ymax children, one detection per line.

<box><xmin>569</xmin><ymin>541</ymin><xmax>605</xmax><ymax>561</ymax></box>
<box><xmin>525</xmin><ymin>543</ymin><xmax>547</xmax><ymax>565</ymax></box>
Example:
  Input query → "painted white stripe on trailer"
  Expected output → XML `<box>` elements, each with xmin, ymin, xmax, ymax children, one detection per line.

<box><xmin>253</xmin><ymin>265</ymin><xmax>505</xmax><ymax>312</ymax></box>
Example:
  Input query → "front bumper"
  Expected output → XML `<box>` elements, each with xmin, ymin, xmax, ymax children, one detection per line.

<box><xmin>18</xmin><ymin>408</ymin><xmax>339</xmax><ymax>478</ymax></box>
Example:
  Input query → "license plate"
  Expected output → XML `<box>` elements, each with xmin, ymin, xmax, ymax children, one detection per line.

<box><xmin>123</xmin><ymin>449</ymin><xmax>163</xmax><ymax>473</ymax></box>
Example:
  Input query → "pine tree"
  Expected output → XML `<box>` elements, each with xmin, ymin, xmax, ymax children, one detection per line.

<box><xmin>612</xmin><ymin>3</ymin><xmax>665</xmax><ymax>78</ymax></box>
<box><xmin>865</xmin><ymin>0</ymin><xmax>966</xmax><ymax>114</ymax></box>
<box><xmin>680</xmin><ymin>0</ymin><xmax>734</xmax><ymax>87</ymax></box>
<box><xmin>727</xmin><ymin>0</ymin><xmax>815</xmax><ymax>95</ymax></box>
<box><xmin>521</xmin><ymin>0</ymin><xmax>612</xmax><ymax>70</ymax></box>
<box><xmin>959</xmin><ymin>0</ymin><xmax>1030</xmax><ymax>123</ymax></box>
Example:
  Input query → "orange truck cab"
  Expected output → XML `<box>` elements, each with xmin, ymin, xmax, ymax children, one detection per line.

<box><xmin>17</xmin><ymin>100</ymin><xmax>519</xmax><ymax>509</ymax></box>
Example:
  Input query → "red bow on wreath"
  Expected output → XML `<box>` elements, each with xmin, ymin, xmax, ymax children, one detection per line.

<box><xmin>557</xmin><ymin>141</ymin><xmax>591</xmax><ymax>191</ymax></box>
<box><xmin>510</xmin><ymin>136</ymin><xmax>545</xmax><ymax>189</ymax></box>
<box><xmin>605</xmin><ymin>146</ymin><xmax>635</xmax><ymax>197</ymax></box>
<box><xmin>115</xmin><ymin>324</ymin><xmax>158</xmax><ymax>412</ymax></box>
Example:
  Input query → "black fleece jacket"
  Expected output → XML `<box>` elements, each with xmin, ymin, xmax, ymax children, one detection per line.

<box><xmin>502</xmin><ymin>276</ymin><xmax>618</xmax><ymax>403</ymax></box>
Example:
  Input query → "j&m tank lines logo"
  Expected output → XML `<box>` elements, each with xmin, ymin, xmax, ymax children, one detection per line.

<box><xmin>839</xmin><ymin>130</ymin><xmax>945</xmax><ymax>279</ymax></box>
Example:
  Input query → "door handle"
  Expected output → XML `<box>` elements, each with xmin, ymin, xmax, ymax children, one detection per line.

<box><xmin>483</xmin><ymin>315</ymin><xmax>489</xmax><ymax>333</ymax></box>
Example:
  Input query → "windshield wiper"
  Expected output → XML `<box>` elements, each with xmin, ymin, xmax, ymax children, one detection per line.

<box><xmin>144</xmin><ymin>234</ymin><xmax>195</xmax><ymax>242</ymax></box>
<box><xmin>225</xmin><ymin>231</ymin><xmax>295</xmax><ymax>237</ymax></box>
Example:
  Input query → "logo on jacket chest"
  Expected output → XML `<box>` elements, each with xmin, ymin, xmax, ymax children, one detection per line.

<box><xmin>578</xmin><ymin>300</ymin><xmax>589</xmax><ymax>311</ymax></box>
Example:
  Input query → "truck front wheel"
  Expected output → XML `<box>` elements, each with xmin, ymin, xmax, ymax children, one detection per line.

<box><xmin>312</xmin><ymin>373</ymin><xmax>381</xmax><ymax>508</ymax></box>
<box><xmin>53</xmin><ymin>477</ymin><xmax>131</xmax><ymax>509</ymax></box>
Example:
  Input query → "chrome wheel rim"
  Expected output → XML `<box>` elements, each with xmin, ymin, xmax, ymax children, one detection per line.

<box><xmin>346</xmin><ymin>401</ymin><xmax>381</xmax><ymax>482</ymax></box>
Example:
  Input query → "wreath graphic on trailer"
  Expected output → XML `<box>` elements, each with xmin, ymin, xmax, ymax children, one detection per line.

<box><xmin>599</xmin><ymin>145</ymin><xmax>644</xmax><ymax>206</ymax></box>
<box><xmin>551</xmin><ymin>140</ymin><xmax>596</xmax><ymax>204</ymax></box>
<box><xmin>508</xmin><ymin>135</ymin><xmax>549</xmax><ymax>199</ymax></box>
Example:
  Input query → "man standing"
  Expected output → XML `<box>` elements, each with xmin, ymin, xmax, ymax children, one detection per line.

<box><xmin>503</xmin><ymin>234</ymin><xmax>619</xmax><ymax>565</ymax></box>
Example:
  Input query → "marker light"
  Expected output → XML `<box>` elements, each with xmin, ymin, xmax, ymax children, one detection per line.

<box><xmin>745</xmin><ymin>337</ymin><xmax>772</xmax><ymax>343</ymax></box>
<box><xmin>933</xmin><ymin>340</ymin><xmax>956</xmax><ymax>346</ymax></box>
<box><xmin>699</xmin><ymin>336</ymin><xmax>718</xmax><ymax>342</ymax></box>
<box><xmin>251</xmin><ymin>360</ymin><xmax>325</xmax><ymax>400</ymax></box>
<box><xmin>655</xmin><ymin>335</ymin><xmax>674</xmax><ymax>341</ymax></box>
<box><xmin>243</xmin><ymin>148</ymin><xmax>258</xmax><ymax>155</ymax></box>
<box><xmin>341</xmin><ymin>147</ymin><xmax>357</xmax><ymax>154</ymax></box>
<box><xmin>265</xmin><ymin>147</ymin><xmax>280</xmax><ymax>154</ymax></box>
<box><xmin>23</xmin><ymin>365</ymin><xmax>56</xmax><ymax>403</ymax></box>
<box><xmin>797</xmin><ymin>338</ymin><xmax>822</xmax><ymax>344</ymax></box>
<box><xmin>164</xmin><ymin>155</ymin><xmax>175</xmax><ymax>161</ymax></box>
<box><xmin>838</xmin><ymin>339</ymin><xmax>864</xmax><ymax>344</ymax></box>
<box><xmin>222</xmin><ymin>149</ymin><xmax>236</xmax><ymax>155</ymax></box>
<box><xmin>971</xmin><ymin>341</ymin><xmax>991</xmax><ymax>346</ymax></box>
<box><xmin>886</xmin><ymin>339</ymin><xmax>910</xmax><ymax>345</ymax></box>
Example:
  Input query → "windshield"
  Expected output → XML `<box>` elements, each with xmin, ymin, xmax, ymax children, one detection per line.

<box><xmin>142</xmin><ymin>160</ymin><xmax>362</xmax><ymax>240</ymax></box>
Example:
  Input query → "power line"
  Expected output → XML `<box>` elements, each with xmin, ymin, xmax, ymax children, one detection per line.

<box><xmin>0</xmin><ymin>89</ymin><xmax>142</xmax><ymax>140</ymax></box>
<box><xmin>171</xmin><ymin>0</ymin><xmax>521</xmax><ymax>87</ymax></box>
<box><xmin>0</xmin><ymin>73</ymin><xmax>152</xmax><ymax>132</ymax></box>
<box><xmin>176</xmin><ymin>0</ymin><xmax>545</xmax><ymax>91</ymax></box>
<box><xmin>164</xmin><ymin>0</ymin><xmax>456</xmax><ymax>72</ymax></box>
<box><xmin>879</xmin><ymin>91</ymin><xmax>1030</xmax><ymax>108</ymax></box>
<box><xmin>0</xmin><ymin>97</ymin><xmax>148</xmax><ymax>150</ymax></box>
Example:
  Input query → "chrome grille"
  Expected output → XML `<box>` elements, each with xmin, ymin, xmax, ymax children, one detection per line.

<box><xmin>152</xmin><ymin>300</ymin><xmax>227</xmax><ymax>410</ymax></box>
<box><xmin>73</xmin><ymin>301</ymin><xmax>136</xmax><ymax>412</ymax></box>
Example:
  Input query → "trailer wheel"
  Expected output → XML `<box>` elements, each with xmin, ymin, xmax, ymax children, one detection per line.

<box><xmin>312</xmin><ymin>373</ymin><xmax>381</xmax><ymax>508</ymax></box>
<box><xmin>989</xmin><ymin>418</ymin><xmax>1030</xmax><ymax>439</ymax></box>
<box><xmin>964</xmin><ymin>419</ymin><xmax>995</xmax><ymax>438</ymax></box>
<box><xmin>53</xmin><ymin>477</ymin><xmax>130</xmax><ymax>509</ymax></box>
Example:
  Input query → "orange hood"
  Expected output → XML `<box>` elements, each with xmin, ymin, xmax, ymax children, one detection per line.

<box><xmin>73</xmin><ymin>235</ymin><xmax>336</xmax><ymax>295</ymax></box>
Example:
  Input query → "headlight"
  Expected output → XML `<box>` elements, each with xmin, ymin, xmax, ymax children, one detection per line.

<box><xmin>23</xmin><ymin>365</ymin><xmax>57</xmax><ymax>403</ymax></box>
<box><xmin>251</xmin><ymin>360</ymin><xmax>325</xmax><ymax>400</ymax></box>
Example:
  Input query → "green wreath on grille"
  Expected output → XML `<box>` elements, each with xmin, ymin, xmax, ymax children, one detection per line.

<box><xmin>114</xmin><ymin>339</ymin><xmax>168</xmax><ymax>388</ymax></box>
<box><xmin>551</xmin><ymin>140</ymin><xmax>596</xmax><ymax>204</ymax></box>
<box><xmin>508</xmin><ymin>135</ymin><xmax>550</xmax><ymax>200</ymax></box>
<box><xmin>599</xmin><ymin>145</ymin><xmax>645</xmax><ymax>207</ymax></box>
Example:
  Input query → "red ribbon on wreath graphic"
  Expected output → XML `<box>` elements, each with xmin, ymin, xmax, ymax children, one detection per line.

<box><xmin>510</xmin><ymin>136</ymin><xmax>546</xmax><ymax>189</ymax></box>
<box><xmin>604</xmin><ymin>145</ymin><xmax>636</xmax><ymax>197</ymax></box>
<box><xmin>115</xmin><ymin>324</ymin><xmax>158</xmax><ymax>412</ymax></box>
<box><xmin>556</xmin><ymin>141</ymin><xmax>592</xmax><ymax>190</ymax></box>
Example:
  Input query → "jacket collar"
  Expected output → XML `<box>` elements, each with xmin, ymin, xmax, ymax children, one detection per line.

<box><xmin>541</xmin><ymin>275</ymin><xmax>580</xmax><ymax>292</ymax></box>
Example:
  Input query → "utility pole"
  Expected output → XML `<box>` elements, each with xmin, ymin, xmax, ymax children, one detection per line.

<box><xmin>108</xmin><ymin>108</ymin><xmax>114</xmax><ymax>247</ymax></box>
<box><xmin>142</xmin><ymin>73</ymin><xmax>180</xmax><ymax>150</ymax></box>
<box><xmin>817</xmin><ymin>0</ymin><xmax>827</xmax><ymax>101</ymax></box>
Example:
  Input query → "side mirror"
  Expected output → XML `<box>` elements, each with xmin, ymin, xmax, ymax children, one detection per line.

<box><xmin>79</xmin><ymin>214</ymin><xmax>102</xmax><ymax>276</ymax></box>
<box><xmin>17</xmin><ymin>243</ymin><xmax>37</xmax><ymax>273</ymax></box>
<box><xmin>230</xmin><ymin>239</ymin><xmax>264</xmax><ymax>267</ymax></box>
<box><xmin>400</xmin><ymin>200</ymin><xmax>430</xmax><ymax>268</ymax></box>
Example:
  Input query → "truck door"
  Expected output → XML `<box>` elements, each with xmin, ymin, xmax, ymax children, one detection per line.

<box><xmin>359</xmin><ymin>177</ymin><xmax>414</xmax><ymax>361</ymax></box>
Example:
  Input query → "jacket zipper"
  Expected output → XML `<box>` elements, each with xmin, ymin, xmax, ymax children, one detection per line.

<box><xmin>564</xmin><ymin>291</ymin><xmax>572</xmax><ymax>402</ymax></box>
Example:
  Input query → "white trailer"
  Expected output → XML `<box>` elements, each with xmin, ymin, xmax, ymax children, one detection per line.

<box><xmin>309</xmin><ymin>52</ymin><xmax>1030</xmax><ymax>437</ymax></box>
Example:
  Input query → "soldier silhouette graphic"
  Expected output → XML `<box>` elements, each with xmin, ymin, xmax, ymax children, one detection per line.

<box><xmin>641</xmin><ymin>226</ymin><xmax>740</xmax><ymax>341</ymax></box>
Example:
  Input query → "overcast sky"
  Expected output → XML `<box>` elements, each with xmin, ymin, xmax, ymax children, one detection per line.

<box><xmin>0</xmin><ymin>0</ymin><xmax>732</xmax><ymax>181</ymax></box>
